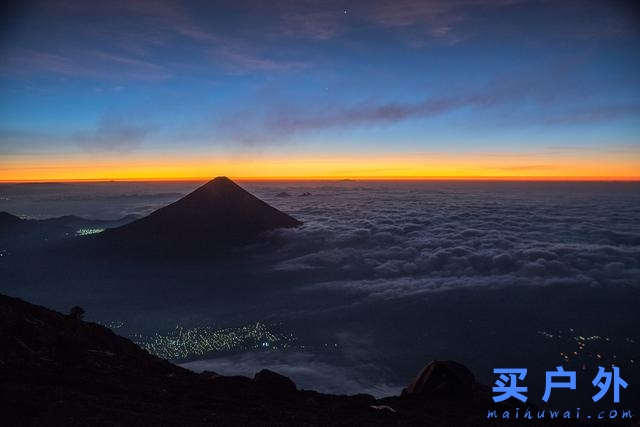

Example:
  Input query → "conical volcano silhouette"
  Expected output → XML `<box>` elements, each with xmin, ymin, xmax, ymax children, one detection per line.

<box><xmin>107</xmin><ymin>177</ymin><xmax>301</xmax><ymax>246</ymax></box>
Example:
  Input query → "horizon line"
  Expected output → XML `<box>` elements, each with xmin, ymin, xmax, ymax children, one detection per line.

<box><xmin>1</xmin><ymin>175</ymin><xmax>639</xmax><ymax>184</ymax></box>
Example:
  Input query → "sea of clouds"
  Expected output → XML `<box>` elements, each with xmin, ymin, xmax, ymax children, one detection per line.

<box><xmin>249</xmin><ymin>181</ymin><xmax>640</xmax><ymax>303</ymax></box>
<box><xmin>3</xmin><ymin>180</ymin><xmax>637</xmax><ymax>300</ymax></box>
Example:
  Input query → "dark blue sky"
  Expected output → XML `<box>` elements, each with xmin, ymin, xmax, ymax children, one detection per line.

<box><xmin>1</xmin><ymin>0</ymin><xmax>639</xmax><ymax>179</ymax></box>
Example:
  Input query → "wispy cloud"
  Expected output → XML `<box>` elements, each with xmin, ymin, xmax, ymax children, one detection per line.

<box><xmin>278</xmin><ymin>9</ymin><xmax>348</xmax><ymax>41</ymax></box>
<box><xmin>1</xmin><ymin>49</ymin><xmax>79</xmax><ymax>77</ymax></box>
<box><xmin>2</xmin><ymin>0</ymin><xmax>637</xmax><ymax>81</ymax></box>
<box><xmin>1</xmin><ymin>47</ymin><xmax>172</xmax><ymax>81</ymax></box>
<box><xmin>73</xmin><ymin>115</ymin><xmax>154</xmax><ymax>152</ymax></box>
<box><xmin>541</xmin><ymin>104</ymin><xmax>640</xmax><ymax>125</ymax></box>
<box><xmin>215</xmin><ymin>64</ymin><xmax>639</xmax><ymax>143</ymax></box>
<box><xmin>1</xmin><ymin>0</ymin><xmax>309</xmax><ymax>79</ymax></box>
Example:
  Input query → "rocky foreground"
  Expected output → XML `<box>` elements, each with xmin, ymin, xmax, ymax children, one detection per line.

<box><xmin>0</xmin><ymin>293</ymin><xmax>591</xmax><ymax>426</ymax></box>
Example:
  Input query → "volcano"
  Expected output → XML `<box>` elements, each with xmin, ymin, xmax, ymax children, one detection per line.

<box><xmin>103</xmin><ymin>177</ymin><xmax>301</xmax><ymax>248</ymax></box>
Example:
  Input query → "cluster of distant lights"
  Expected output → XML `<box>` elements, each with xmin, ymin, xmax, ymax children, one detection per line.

<box><xmin>537</xmin><ymin>328</ymin><xmax>637</xmax><ymax>367</ymax></box>
<box><xmin>75</xmin><ymin>228</ymin><xmax>104</xmax><ymax>236</ymax></box>
<box><xmin>121</xmin><ymin>322</ymin><xmax>297</xmax><ymax>361</ymax></box>
<box><xmin>100</xmin><ymin>320</ymin><xmax>125</xmax><ymax>329</ymax></box>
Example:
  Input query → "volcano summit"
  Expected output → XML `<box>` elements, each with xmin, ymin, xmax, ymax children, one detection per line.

<box><xmin>103</xmin><ymin>177</ymin><xmax>301</xmax><ymax>249</ymax></box>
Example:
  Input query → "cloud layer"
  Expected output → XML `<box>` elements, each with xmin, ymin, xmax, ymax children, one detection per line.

<box><xmin>182</xmin><ymin>350</ymin><xmax>402</xmax><ymax>397</ymax></box>
<box><xmin>247</xmin><ymin>180</ymin><xmax>640</xmax><ymax>304</ymax></box>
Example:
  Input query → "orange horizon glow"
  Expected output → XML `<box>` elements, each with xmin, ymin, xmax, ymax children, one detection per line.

<box><xmin>2</xmin><ymin>176</ymin><xmax>640</xmax><ymax>183</ymax></box>
<box><xmin>2</xmin><ymin>151</ymin><xmax>639</xmax><ymax>183</ymax></box>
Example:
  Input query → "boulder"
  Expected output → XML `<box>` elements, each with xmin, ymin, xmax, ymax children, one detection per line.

<box><xmin>254</xmin><ymin>369</ymin><xmax>297</xmax><ymax>394</ymax></box>
<box><xmin>402</xmin><ymin>360</ymin><xmax>475</xmax><ymax>399</ymax></box>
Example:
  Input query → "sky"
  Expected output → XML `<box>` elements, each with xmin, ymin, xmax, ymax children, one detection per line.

<box><xmin>1</xmin><ymin>0</ymin><xmax>639</xmax><ymax>181</ymax></box>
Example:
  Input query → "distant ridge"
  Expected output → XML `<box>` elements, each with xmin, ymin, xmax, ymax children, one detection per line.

<box><xmin>104</xmin><ymin>176</ymin><xmax>301</xmax><ymax>247</ymax></box>
<box><xmin>0</xmin><ymin>211</ymin><xmax>136</xmax><ymax>238</ymax></box>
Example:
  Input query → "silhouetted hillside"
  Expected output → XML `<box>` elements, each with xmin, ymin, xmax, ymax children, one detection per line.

<box><xmin>0</xmin><ymin>293</ymin><xmax>561</xmax><ymax>426</ymax></box>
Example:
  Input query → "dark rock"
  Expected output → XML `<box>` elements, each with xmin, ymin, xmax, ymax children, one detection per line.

<box><xmin>370</xmin><ymin>405</ymin><xmax>396</xmax><ymax>413</ymax></box>
<box><xmin>68</xmin><ymin>305</ymin><xmax>85</xmax><ymax>320</ymax></box>
<box><xmin>254</xmin><ymin>369</ymin><xmax>297</xmax><ymax>394</ymax></box>
<box><xmin>200</xmin><ymin>370</ymin><xmax>221</xmax><ymax>378</ymax></box>
<box><xmin>402</xmin><ymin>360</ymin><xmax>475</xmax><ymax>399</ymax></box>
